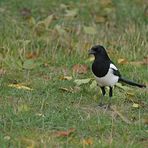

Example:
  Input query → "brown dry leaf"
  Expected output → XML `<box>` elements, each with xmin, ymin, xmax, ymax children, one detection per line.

<box><xmin>95</xmin><ymin>15</ymin><xmax>106</xmax><ymax>23</ymax></box>
<box><xmin>117</xmin><ymin>58</ymin><xmax>128</xmax><ymax>64</ymax></box>
<box><xmin>72</xmin><ymin>64</ymin><xmax>88</xmax><ymax>74</ymax></box>
<box><xmin>110</xmin><ymin>105</ymin><xmax>131</xmax><ymax>124</ymax></box>
<box><xmin>54</xmin><ymin>128</ymin><xmax>75</xmax><ymax>137</ymax></box>
<box><xmin>143</xmin><ymin>118</ymin><xmax>148</xmax><ymax>125</ymax></box>
<box><xmin>82</xmin><ymin>138</ymin><xmax>93</xmax><ymax>145</ymax></box>
<box><xmin>60</xmin><ymin>76</ymin><xmax>72</xmax><ymax>80</ymax></box>
<box><xmin>26</xmin><ymin>51</ymin><xmax>38</xmax><ymax>59</ymax></box>
<box><xmin>8</xmin><ymin>83</ymin><xmax>33</xmax><ymax>91</ymax></box>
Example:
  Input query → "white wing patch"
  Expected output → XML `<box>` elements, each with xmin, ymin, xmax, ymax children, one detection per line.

<box><xmin>110</xmin><ymin>63</ymin><xmax>118</xmax><ymax>70</ymax></box>
<box><xmin>94</xmin><ymin>63</ymin><xmax>119</xmax><ymax>87</ymax></box>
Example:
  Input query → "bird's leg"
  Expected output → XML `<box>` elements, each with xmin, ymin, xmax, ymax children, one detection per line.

<box><xmin>108</xmin><ymin>86</ymin><xmax>113</xmax><ymax>106</ymax></box>
<box><xmin>99</xmin><ymin>87</ymin><xmax>106</xmax><ymax>106</ymax></box>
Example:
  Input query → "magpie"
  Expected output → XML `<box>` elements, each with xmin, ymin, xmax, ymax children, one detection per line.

<box><xmin>89</xmin><ymin>45</ymin><xmax>146</xmax><ymax>105</ymax></box>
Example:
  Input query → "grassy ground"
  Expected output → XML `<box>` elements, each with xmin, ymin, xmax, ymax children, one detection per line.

<box><xmin>0</xmin><ymin>0</ymin><xmax>148</xmax><ymax>147</ymax></box>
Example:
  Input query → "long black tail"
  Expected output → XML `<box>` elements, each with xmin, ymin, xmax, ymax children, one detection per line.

<box><xmin>119</xmin><ymin>77</ymin><xmax>146</xmax><ymax>88</ymax></box>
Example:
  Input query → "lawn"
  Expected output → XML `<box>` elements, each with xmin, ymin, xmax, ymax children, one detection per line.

<box><xmin>0</xmin><ymin>0</ymin><xmax>148</xmax><ymax>147</ymax></box>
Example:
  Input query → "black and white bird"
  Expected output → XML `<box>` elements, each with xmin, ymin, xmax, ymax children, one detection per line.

<box><xmin>89</xmin><ymin>45</ymin><xmax>146</xmax><ymax>105</ymax></box>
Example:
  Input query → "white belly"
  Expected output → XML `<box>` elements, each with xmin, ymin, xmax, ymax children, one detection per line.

<box><xmin>94</xmin><ymin>64</ymin><xmax>119</xmax><ymax>87</ymax></box>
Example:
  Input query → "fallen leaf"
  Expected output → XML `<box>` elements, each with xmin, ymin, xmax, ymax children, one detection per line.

<box><xmin>54</xmin><ymin>128</ymin><xmax>75</xmax><ymax>137</ymax></box>
<box><xmin>35</xmin><ymin>113</ymin><xmax>45</xmax><ymax>117</ymax></box>
<box><xmin>65</xmin><ymin>9</ymin><xmax>78</xmax><ymax>17</ymax></box>
<box><xmin>59</xmin><ymin>87</ymin><xmax>74</xmax><ymax>93</ymax></box>
<box><xmin>126</xmin><ymin>91</ymin><xmax>135</xmax><ymax>97</ymax></box>
<box><xmin>116</xmin><ymin>83</ymin><xmax>131</xmax><ymax>91</ymax></box>
<box><xmin>4</xmin><ymin>136</ymin><xmax>11</xmax><ymax>140</ymax></box>
<box><xmin>60</xmin><ymin>76</ymin><xmax>72</xmax><ymax>80</ymax></box>
<box><xmin>21</xmin><ymin>138</ymin><xmax>36</xmax><ymax>148</ymax></box>
<box><xmin>74</xmin><ymin>78</ymin><xmax>92</xmax><ymax>86</ymax></box>
<box><xmin>95</xmin><ymin>15</ymin><xmax>106</xmax><ymax>23</ymax></box>
<box><xmin>143</xmin><ymin>118</ymin><xmax>148</xmax><ymax>125</ymax></box>
<box><xmin>72</xmin><ymin>64</ymin><xmax>88</xmax><ymax>74</ymax></box>
<box><xmin>27</xmin><ymin>16</ymin><xmax>36</xmax><ymax>27</ymax></box>
<box><xmin>34</xmin><ymin>15</ymin><xmax>53</xmax><ymax>36</ymax></box>
<box><xmin>132</xmin><ymin>103</ymin><xmax>139</xmax><ymax>108</ymax></box>
<box><xmin>8</xmin><ymin>83</ymin><xmax>33</xmax><ymax>91</ymax></box>
<box><xmin>60</xmin><ymin>4</ymin><xmax>68</xmax><ymax>9</ymax></box>
<box><xmin>82</xmin><ymin>138</ymin><xmax>93</xmax><ymax>145</ymax></box>
<box><xmin>54</xmin><ymin>25</ymin><xmax>67</xmax><ymax>35</ymax></box>
<box><xmin>26</xmin><ymin>51</ymin><xmax>38</xmax><ymax>59</ymax></box>
<box><xmin>118</xmin><ymin>58</ymin><xmax>128</xmax><ymax>64</ymax></box>
<box><xmin>18</xmin><ymin>104</ymin><xmax>30</xmax><ymax>112</ymax></box>
<box><xmin>83</xmin><ymin>26</ymin><xmax>97</xmax><ymax>35</ymax></box>
<box><xmin>43</xmin><ymin>15</ymin><xmax>54</xmax><ymax>28</ymax></box>
<box><xmin>90</xmin><ymin>80</ymin><xmax>97</xmax><ymax>89</ymax></box>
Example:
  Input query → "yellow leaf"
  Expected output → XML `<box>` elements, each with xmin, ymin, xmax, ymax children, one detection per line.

<box><xmin>126</xmin><ymin>91</ymin><xmax>135</xmax><ymax>97</ymax></box>
<box><xmin>60</xmin><ymin>76</ymin><xmax>72</xmax><ymax>80</ymax></box>
<box><xmin>74</xmin><ymin>78</ymin><xmax>92</xmax><ymax>86</ymax></box>
<box><xmin>116</xmin><ymin>83</ymin><xmax>131</xmax><ymax>91</ymax></box>
<box><xmin>27</xmin><ymin>16</ymin><xmax>36</xmax><ymax>27</ymax></box>
<box><xmin>82</xmin><ymin>138</ymin><xmax>93</xmax><ymax>145</ymax></box>
<box><xmin>8</xmin><ymin>83</ymin><xmax>33</xmax><ymax>91</ymax></box>
<box><xmin>132</xmin><ymin>103</ymin><xmax>139</xmax><ymax>108</ymax></box>
<box><xmin>84</xmin><ymin>26</ymin><xmax>97</xmax><ymax>35</ymax></box>
<box><xmin>117</xmin><ymin>58</ymin><xmax>128</xmax><ymax>64</ymax></box>
<box><xmin>65</xmin><ymin>9</ymin><xmax>78</xmax><ymax>17</ymax></box>
<box><xmin>90</xmin><ymin>80</ymin><xmax>97</xmax><ymax>89</ymax></box>
<box><xmin>18</xmin><ymin>104</ymin><xmax>30</xmax><ymax>112</ymax></box>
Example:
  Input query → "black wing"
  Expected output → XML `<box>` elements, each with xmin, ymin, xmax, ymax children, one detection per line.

<box><xmin>111</xmin><ymin>68</ymin><xmax>121</xmax><ymax>77</ymax></box>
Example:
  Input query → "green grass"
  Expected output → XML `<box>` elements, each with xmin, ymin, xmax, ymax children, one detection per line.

<box><xmin>0</xmin><ymin>0</ymin><xmax>148</xmax><ymax>147</ymax></box>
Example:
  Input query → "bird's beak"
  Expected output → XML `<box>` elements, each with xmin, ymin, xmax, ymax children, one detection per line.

<box><xmin>89</xmin><ymin>49</ymin><xmax>95</xmax><ymax>55</ymax></box>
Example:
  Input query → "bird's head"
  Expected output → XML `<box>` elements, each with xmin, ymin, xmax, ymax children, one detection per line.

<box><xmin>89</xmin><ymin>45</ymin><xmax>109</xmax><ymax>60</ymax></box>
